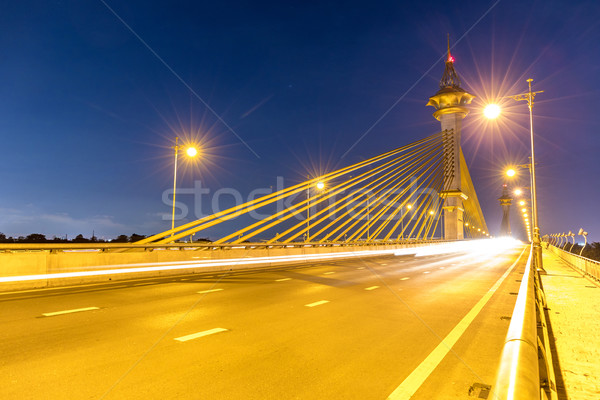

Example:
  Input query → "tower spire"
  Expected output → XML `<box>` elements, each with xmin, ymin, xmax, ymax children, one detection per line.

<box><xmin>439</xmin><ymin>34</ymin><xmax>462</xmax><ymax>90</ymax></box>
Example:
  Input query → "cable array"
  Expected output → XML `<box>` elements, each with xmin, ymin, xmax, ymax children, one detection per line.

<box><xmin>138</xmin><ymin>130</ymin><xmax>486</xmax><ymax>244</ymax></box>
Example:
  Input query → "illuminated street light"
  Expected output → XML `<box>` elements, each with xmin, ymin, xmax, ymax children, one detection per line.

<box><xmin>406</xmin><ymin>204</ymin><xmax>412</xmax><ymax>210</ymax></box>
<box><xmin>307</xmin><ymin>179</ymin><xmax>326</xmax><ymax>241</ymax></box>
<box><xmin>514</xmin><ymin>189</ymin><xmax>522</xmax><ymax>196</ymax></box>
<box><xmin>484</xmin><ymin>79</ymin><xmax>544</xmax><ymax>271</ymax></box>
<box><xmin>483</xmin><ymin>104</ymin><xmax>501</xmax><ymax>119</ymax></box>
<box><xmin>521</xmin><ymin>208</ymin><xmax>526</xmax><ymax>212</ymax></box>
<box><xmin>506</xmin><ymin>168</ymin><xmax>516</xmax><ymax>177</ymax></box>
<box><xmin>519</xmin><ymin>200</ymin><xmax>525</xmax><ymax>206</ymax></box>
<box><xmin>171</xmin><ymin>137</ymin><xmax>199</xmax><ymax>236</ymax></box>
<box><xmin>429</xmin><ymin>210</ymin><xmax>434</xmax><ymax>215</ymax></box>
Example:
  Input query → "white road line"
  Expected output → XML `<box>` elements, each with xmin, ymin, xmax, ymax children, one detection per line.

<box><xmin>365</xmin><ymin>286</ymin><xmax>379</xmax><ymax>291</ymax></box>
<box><xmin>323</xmin><ymin>272</ymin><xmax>335</xmax><ymax>275</ymax></box>
<box><xmin>174</xmin><ymin>328</ymin><xmax>228</xmax><ymax>342</ymax></box>
<box><xmin>305</xmin><ymin>300</ymin><xmax>329</xmax><ymax>307</ymax></box>
<box><xmin>387</xmin><ymin>247</ymin><xmax>526</xmax><ymax>399</ymax></box>
<box><xmin>42</xmin><ymin>307</ymin><xmax>99</xmax><ymax>317</ymax></box>
<box><xmin>440</xmin><ymin>267</ymin><xmax>445</xmax><ymax>269</ymax></box>
<box><xmin>275</xmin><ymin>278</ymin><xmax>292</xmax><ymax>282</ymax></box>
<box><xmin>381</xmin><ymin>263</ymin><xmax>387</xmax><ymax>266</ymax></box>
<box><xmin>400</xmin><ymin>277</ymin><xmax>410</xmax><ymax>281</ymax></box>
<box><xmin>357</xmin><ymin>267</ymin><xmax>365</xmax><ymax>270</ymax></box>
<box><xmin>423</xmin><ymin>271</ymin><xmax>430</xmax><ymax>274</ymax></box>
<box><xmin>197</xmin><ymin>289</ymin><xmax>223</xmax><ymax>294</ymax></box>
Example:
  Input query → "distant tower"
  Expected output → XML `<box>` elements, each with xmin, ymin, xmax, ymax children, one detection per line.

<box><xmin>426</xmin><ymin>36</ymin><xmax>475</xmax><ymax>240</ymax></box>
<box><xmin>498</xmin><ymin>184</ymin><xmax>512</xmax><ymax>236</ymax></box>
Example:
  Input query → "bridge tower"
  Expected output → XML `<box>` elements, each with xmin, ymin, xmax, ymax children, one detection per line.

<box><xmin>426</xmin><ymin>37</ymin><xmax>475</xmax><ymax>240</ymax></box>
<box><xmin>498</xmin><ymin>184</ymin><xmax>512</xmax><ymax>236</ymax></box>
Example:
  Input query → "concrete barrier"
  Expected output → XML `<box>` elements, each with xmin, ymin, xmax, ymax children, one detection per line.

<box><xmin>0</xmin><ymin>241</ymin><xmax>458</xmax><ymax>292</ymax></box>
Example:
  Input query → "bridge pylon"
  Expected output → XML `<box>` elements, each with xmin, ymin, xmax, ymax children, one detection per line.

<box><xmin>426</xmin><ymin>37</ymin><xmax>475</xmax><ymax>240</ymax></box>
<box><xmin>498</xmin><ymin>184</ymin><xmax>513</xmax><ymax>236</ymax></box>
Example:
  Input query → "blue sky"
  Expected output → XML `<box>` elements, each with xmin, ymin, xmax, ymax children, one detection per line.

<box><xmin>1</xmin><ymin>0</ymin><xmax>599</xmax><ymax>242</ymax></box>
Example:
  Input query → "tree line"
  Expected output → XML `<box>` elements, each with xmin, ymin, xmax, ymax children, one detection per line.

<box><xmin>0</xmin><ymin>233</ymin><xmax>147</xmax><ymax>243</ymax></box>
<box><xmin>0</xmin><ymin>232</ymin><xmax>213</xmax><ymax>244</ymax></box>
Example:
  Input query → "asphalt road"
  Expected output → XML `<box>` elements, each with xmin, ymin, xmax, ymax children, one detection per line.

<box><xmin>0</xmin><ymin>242</ymin><xmax>527</xmax><ymax>399</ymax></box>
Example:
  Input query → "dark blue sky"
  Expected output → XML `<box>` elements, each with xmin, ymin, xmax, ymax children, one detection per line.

<box><xmin>1</xmin><ymin>0</ymin><xmax>599</xmax><ymax>242</ymax></box>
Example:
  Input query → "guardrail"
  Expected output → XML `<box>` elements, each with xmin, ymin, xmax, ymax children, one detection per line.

<box><xmin>493</xmin><ymin>246</ymin><xmax>557</xmax><ymax>400</ymax></box>
<box><xmin>0</xmin><ymin>238</ymin><xmax>451</xmax><ymax>253</ymax></box>
<box><xmin>544</xmin><ymin>243</ymin><xmax>600</xmax><ymax>282</ymax></box>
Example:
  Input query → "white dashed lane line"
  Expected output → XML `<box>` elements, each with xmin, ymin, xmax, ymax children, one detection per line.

<box><xmin>275</xmin><ymin>278</ymin><xmax>292</xmax><ymax>282</ymax></box>
<box><xmin>305</xmin><ymin>300</ymin><xmax>329</xmax><ymax>307</ymax></box>
<box><xmin>365</xmin><ymin>286</ymin><xmax>379</xmax><ymax>291</ymax></box>
<box><xmin>323</xmin><ymin>272</ymin><xmax>335</xmax><ymax>275</ymax></box>
<box><xmin>174</xmin><ymin>328</ymin><xmax>228</xmax><ymax>342</ymax></box>
<box><xmin>400</xmin><ymin>277</ymin><xmax>410</xmax><ymax>281</ymax></box>
<box><xmin>197</xmin><ymin>289</ymin><xmax>224</xmax><ymax>294</ymax></box>
<box><xmin>423</xmin><ymin>271</ymin><xmax>430</xmax><ymax>274</ymax></box>
<box><xmin>42</xmin><ymin>307</ymin><xmax>99</xmax><ymax>317</ymax></box>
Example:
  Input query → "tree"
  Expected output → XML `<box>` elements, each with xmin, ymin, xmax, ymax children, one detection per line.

<box><xmin>25</xmin><ymin>233</ymin><xmax>47</xmax><ymax>243</ymax></box>
<box><xmin>72</xmin><ymin>234</ymin><xmax>89</xmax><ymax>243</ymax></box>
<box><xmin>112</xmin><ymin>234</ymin><xmax>129</xmax><ymax>243</ymax></box>
<box><xmin>129</xmin><ymin>233</ymin><xmax>146</xmax><ymax>242</ymax></box>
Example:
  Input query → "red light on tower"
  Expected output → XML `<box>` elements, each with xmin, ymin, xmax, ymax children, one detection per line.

<box><xmin>448</xmin><ymin>54</ymin><xmax>454</xmax><ymax>63</ymax></box>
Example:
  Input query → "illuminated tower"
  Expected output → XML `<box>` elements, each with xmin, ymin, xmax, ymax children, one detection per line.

<box><xmin>426</xmin><ymin>37</ymin><xmax>475</xmax><ymax>240</ymax></box>
<box><xmin>498</xmin><ymin>184</ymin><xmax>512</xmax><ymax>236</ymax></box>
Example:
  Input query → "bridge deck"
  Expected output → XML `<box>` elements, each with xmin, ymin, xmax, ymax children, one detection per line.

<box><xmin>540</xmin><ymin>249</ymin><xmax>600</xmax><ymax>399</ymax></box>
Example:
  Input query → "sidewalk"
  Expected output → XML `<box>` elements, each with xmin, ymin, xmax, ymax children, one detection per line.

<box><xmin>541</xmin><ymin>249</ymin><xmax>600</xmax><ymax>399</ymax></box>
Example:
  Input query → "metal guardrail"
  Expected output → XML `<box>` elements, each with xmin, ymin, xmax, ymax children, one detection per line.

<box><xmin>545</xmin><ymin>243</ymin><xmax>600</xmax><ymax>282</ymax></box>
<box><xmin>0</xmin><ymin>239</ymin><xmax>454</xmax><ymax>253</ymax></box>
<box><xmin>493</xmin><ymin>246</ymin><xmax>557</xmax><ymax>400</ymax></box>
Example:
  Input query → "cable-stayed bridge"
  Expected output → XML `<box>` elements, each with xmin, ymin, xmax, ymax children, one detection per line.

<box><xmin>2</xmin><ymin>45</ymin><xmax>597</xmax><ymax>400</ymax></box>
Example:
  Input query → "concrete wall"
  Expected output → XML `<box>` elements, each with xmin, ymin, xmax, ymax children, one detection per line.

<box><xmin>0</xmin><ymin>242</ymin><xmax>449</xmax><ymax>292</ymax></box>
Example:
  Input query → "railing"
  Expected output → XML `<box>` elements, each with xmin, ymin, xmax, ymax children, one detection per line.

<box><xmin>545</xmin><ymin>242</ymin><xmax>600</xmax><ymax>282</ymax></box>
<box><xmin>493</xmin><ymin>246</ymin><xmax>557</xmax><ymax>400</ymax></box>
<box><xmin>0</xmin><ymin>238</ymin><xmax>452</xmax><ymax>253</ymax></box>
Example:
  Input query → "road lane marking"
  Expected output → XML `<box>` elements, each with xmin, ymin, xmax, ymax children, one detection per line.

<box><xmin>387</xmin><ymin>247</ymin><xmax>527</xmax><ymax>400</ymax></box>
<box><xmin>400</xmin><ymin>277</ymin><xmax>410</xmax><ymax>281</ymax></box>
<box><xmin>365</xmin><ymin>286</ymin><xmax>379</xmax><ymax>291</ymax></box>
<box><xmin>423</xmin><ymin>271</ymin><xmax>430</xmax><ymax>274</ymax></box>
<box><xmin>357</xmin><ymin>267</ymin><xmax>365</xmax><ymax>270</ymax></box>
<box><xmin>275</xmin><ymin>278</ymin><xmax>292</xmax><ymax>281</ymax></box>
<box><xmin>440</xmin><ymin>267</ymin><xmax>445</xmax><ymax>269</ymax></box>
<box><xmin>305</xmin><ymin>300</ymin><xmax>329</xmax><ymax>307</ymax></box>
<box><xmin>381</xmin><ymin>263</ymin><xmax>387</xmax><ymax>266</ymax></box>
<box><xmin>197</xmin><ymin>289</ymin><xmax>223</xmax><ymax>294</ymax></box>
<box><xmin>174</xmin><ymin>328</ymin><xmax>228</xmax><ymax>342</ymax></box>
<box><xmin>42</xmin><ymin>307</ymin><xmax>99</xmax><ymax>317</ymax></box>
<box><xmin>324</xmin><ymin>272</ymin><xmax>335</xmax><ymax>275</ymax></box>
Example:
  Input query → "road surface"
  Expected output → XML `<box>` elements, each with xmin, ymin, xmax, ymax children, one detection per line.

<box><xmin>1</xmin><ymin>242</ymin><xmax>526</xmax><ymax>399</ymax></box>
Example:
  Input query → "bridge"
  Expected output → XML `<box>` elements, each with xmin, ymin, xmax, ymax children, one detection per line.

<box><xmin>1</xmin><ymin>46</ymin><xmax>598</xmax><ymax>400</ymax></box>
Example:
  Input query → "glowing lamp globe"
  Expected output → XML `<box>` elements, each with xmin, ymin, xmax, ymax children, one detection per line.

<box><xmin>506</xmin><ymin>168</ymin><xmax>516</xmax><ymax>177</ymax></box>
<box><xmin>186</xmin><ymin>147</ymin><xmax>198</xmax><ymax>157</ymax></box>
<box><xmin>316</xmin><ymin>182</ymin><xmax>325</xmax><ymax>190</ymax></box>
<box><xmin>484</xmin><ymin>104</ymin><xmax>501</xmax><ymax>119</ymax></box>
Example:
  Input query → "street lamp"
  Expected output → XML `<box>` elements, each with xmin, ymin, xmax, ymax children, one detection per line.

<box><xmin>306</xmin><ymin>180</ymin><xmax>325</xmax><ymax>242</ymax></box>
<box><xmin>485</xmin><ymin>79</ymin><xmax>544</xmax><ymax>272</ymax></box>
<box><xmin>171</xmin><ymin>137</ymin><xmax>198</xmax><ymax>235</ymax></box>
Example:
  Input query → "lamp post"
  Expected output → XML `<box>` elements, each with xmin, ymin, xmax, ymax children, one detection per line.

<box><xmin>171</xmin><ymin>137</ymin><xmax>198</xmax><ymax>236</ymax></box>
<box><xmin>484</xmin><ymin>79</ymin><xmax>545</xmax><ymax>272</ymax></box>
<box><xmin>306</xmin><ymin>180</ymin><xmax>325</xmax><ymax>242</ymax></box>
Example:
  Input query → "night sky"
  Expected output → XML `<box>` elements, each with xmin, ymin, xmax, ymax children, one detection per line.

<box><xmin>1</xmin><ymin>0</ymin><xmax>599</xmax><ymax>242</ymax></box>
